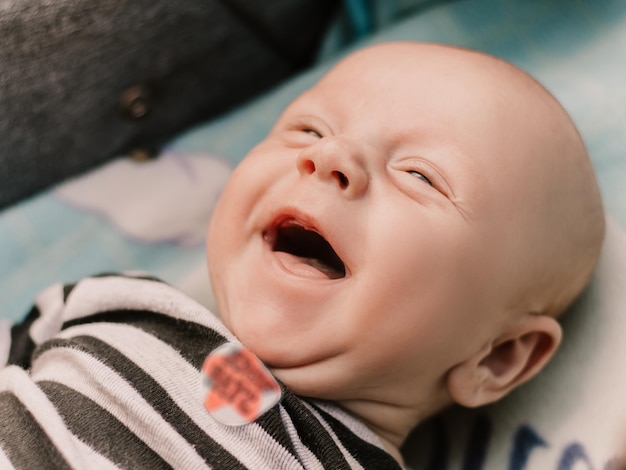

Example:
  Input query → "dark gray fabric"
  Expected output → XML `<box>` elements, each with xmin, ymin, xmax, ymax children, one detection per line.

<box><xmin>0</xmin><ymin>0</ymin><xmax>337</xmax><ymax>209</ymax></box>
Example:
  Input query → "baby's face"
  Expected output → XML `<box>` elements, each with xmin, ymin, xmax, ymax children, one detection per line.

<box><xmin>207</xmin><ymin>44</ymin><xmax>567</xmax><ymax>406</ymax></box>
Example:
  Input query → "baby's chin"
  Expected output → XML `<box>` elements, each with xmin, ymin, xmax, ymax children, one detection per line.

<box><xmin>225</xmin><ymin>318</ymin><xmax>344</xmax><ymax>391</ymax></box>
<box><xmin>269</xmin><ymin>361</ymin><xmax>350</xmax><ymax>400</ymax></box>
<box><xmin>237</xmin><ymin>330</ymin><xmax>327</xmax><ymax>371</ymax></box>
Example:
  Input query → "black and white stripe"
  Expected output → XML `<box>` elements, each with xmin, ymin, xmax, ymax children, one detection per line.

<box><xmin>0</xmin><ymin>274</ymin><xmax>401</xmax><ymax>469</ymax></box>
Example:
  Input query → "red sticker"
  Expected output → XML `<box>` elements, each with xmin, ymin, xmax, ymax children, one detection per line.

<box><xmin>201</xmin><ymin>343</ymin><xmax>281</xmax><ymax>425</ymax></box>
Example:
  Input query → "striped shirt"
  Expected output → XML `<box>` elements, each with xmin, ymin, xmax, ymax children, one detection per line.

<box><xmin>0</xmin><ymin>273</ymin><xmax>401</xmax><ymax>469</ymax></box>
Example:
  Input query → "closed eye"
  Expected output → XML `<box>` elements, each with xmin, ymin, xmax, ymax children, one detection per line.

<box><xmin>407</xmin><ymin>170</ymin><xmax>433</xmax><ymax>186</ymax></box>
<box><xmin>302</xmin><ymin>128</ymin><xmax>322</xmax><ymax>139</ymax></box>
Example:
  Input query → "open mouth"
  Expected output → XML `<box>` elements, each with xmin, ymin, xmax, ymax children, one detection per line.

<box><xmin>265</xmin><ymin>218</ymin><xmax>346</xmax><ymax>280</ymax></box>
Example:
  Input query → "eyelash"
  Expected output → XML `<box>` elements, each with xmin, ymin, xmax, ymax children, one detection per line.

<box><xmin>407</xmin><ymin>170</ymin><xmax>433</xmax><ymax>186</ymax></box>
<box><xmin>302</xmin><ymin>128</ymin><xmax>322</xmax><ymax>138</ymax></box>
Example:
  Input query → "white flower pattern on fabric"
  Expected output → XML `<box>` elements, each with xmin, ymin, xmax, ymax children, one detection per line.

<box><xmin>56</xmin><ymin>152</ymin><xmax>232</xmax><ymax>246</ymax></box>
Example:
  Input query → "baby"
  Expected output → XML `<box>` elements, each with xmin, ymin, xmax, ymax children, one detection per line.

<box><xmin>0</xmin><ymin>42</ymin><xmax>605</xmax><ymax>469</ymax></box>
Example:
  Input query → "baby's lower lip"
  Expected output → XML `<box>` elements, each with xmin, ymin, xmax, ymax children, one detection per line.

<box><xmin>271</xmin><ymin>251</ymin><xmax>337</xmax><ymax>280</ymax></box>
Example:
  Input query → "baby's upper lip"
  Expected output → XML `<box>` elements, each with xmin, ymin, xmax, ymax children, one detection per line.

<box><xmin>262</xmin><ymin>208</ymin><xmax>348</xmax><ymax>279</ymax></box>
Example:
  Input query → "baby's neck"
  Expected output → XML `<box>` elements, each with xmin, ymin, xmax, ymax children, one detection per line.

<box><xmin>336</xmin><ymin>389</ymin><xmax>451</xmax><ymax>466</ymax></box>
<box><xmin>336</xmin><ymin>398</ymin><xmax>422</xmax><ymax>466</ymax></box>
<box><xmin>368</xmin><ymin>424</ymin><xmax>406</xmax><ymax>466</ymax></box>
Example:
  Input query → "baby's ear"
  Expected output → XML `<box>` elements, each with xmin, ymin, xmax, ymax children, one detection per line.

<box><xmin>446</xmin><ymin>315</ymin><xmax>562</xmax><ymax>408</ymax></box>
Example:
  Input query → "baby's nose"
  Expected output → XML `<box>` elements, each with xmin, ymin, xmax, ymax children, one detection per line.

<box><xmin>296</xmin><ymin>137</ymin><xmax>369</xmax><ymax>198</ymax></box>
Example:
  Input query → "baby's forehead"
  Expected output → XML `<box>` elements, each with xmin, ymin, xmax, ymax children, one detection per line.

<box><xmin>309</xmin><ymin>48</ymin><xmax>554</xmax><ymax>143</ymax></box>
<box><xmin>307</xmin><ymin>46</ymin><xmax>555</xmax><ymax>127</ymax></box>
<box><xmin>320</xmin><ymin>44</ymin><xmax>524</xmax><ymax>89</ymax></box>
